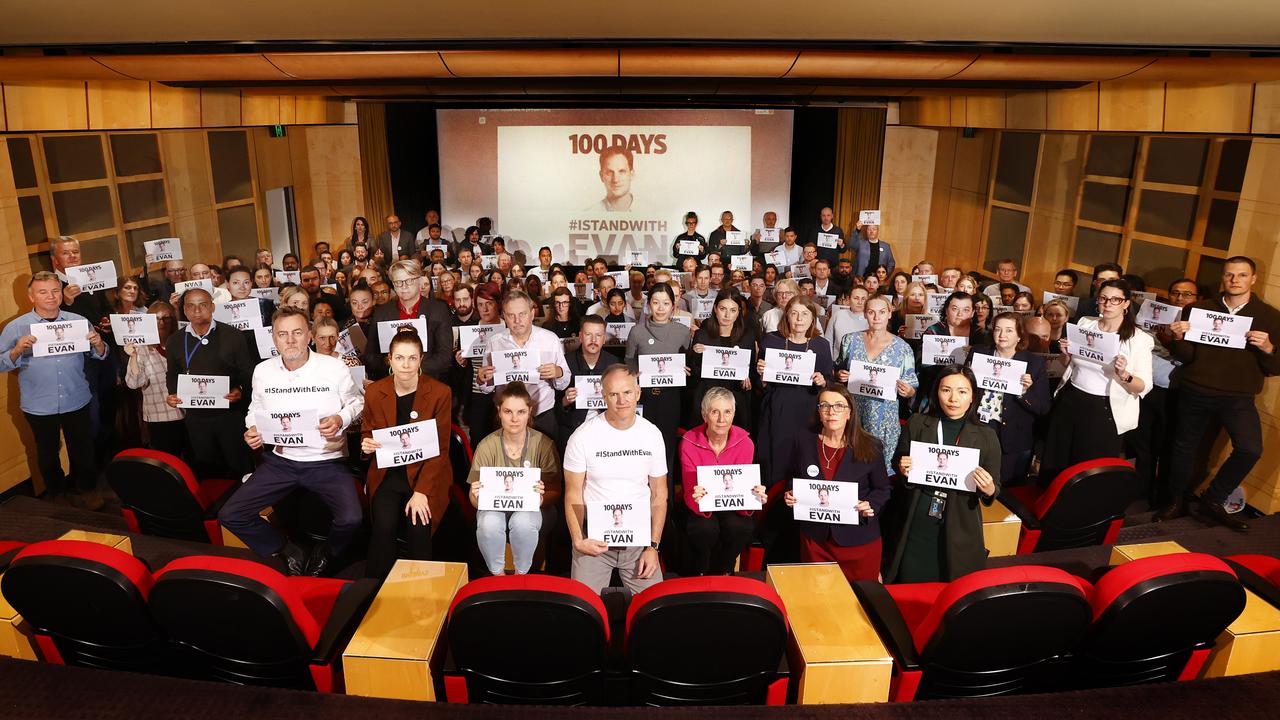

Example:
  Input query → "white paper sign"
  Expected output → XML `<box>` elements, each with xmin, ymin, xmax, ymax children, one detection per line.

<box><xmin>479</xmin><ymin>255</ymin><xmax>499</xmax><ymax>270</ymax></box>
<box><xmin>1187</xmin><ymin>308</ymin><xmax>1251</xmax><ymax>349</ymax></box>
<box><xmin>847</xmin><ymin>360</ymin><xmax>901</xmax><ymax>400</ymax></box>
<box><xmin>574</xmin><ymin>282</ymin><xmax>594</xmax><ymax>300</ymax></box>
<box><xmin>174</xmin><ymin>279</ymin><xmax>213</xmax><ymax>297</ymax></box>
<box><xmin>678</xmin><ymin>240</ymin><xmax>701</xmax><ymax>256</ymax></box>
<box><xmin>730</xmin><ymin>254</ymin><xmax>753</xmax><ymax>271</ymax></box>
<box><xmin>32</xmin><ymin>318</ymin><xmax>90</xmax><ymax>357</ymax></box>
<box><xmin>373</xmin><ymin>419</ymin><xmax>441</xmax><ymax>468</ymax></box>
<box><xmin>255</xmin><ymin>408</ymin><xmax>324</xmax><ymax>448</ymax></box>
<box><xmin>971</xmin><ymin>353</ymin><xmax>1028</xmax><ymax>396</ymax></box>
<box><xmin>911</xmin><ymin>274</ymin><xmax>939</xmax><ymax>286</ymax></box>
<box><xmin>691</xmin><ymin>296</ymin><xmax>716</xmax><ymax>320</ymax></box>
<box><xmin>249</xmin><ymin>287</ymin><xmax>280</xmax><ymax>303</ymax></box>
<box><xmin>348</xmin><ymin>364</ymin><xmax>366</xmax><ymax>388</ymax></box>
<box><xmin>587</xmin><ymin>501</ymin><xmax>651</xmax><ymax>547</ymax></box>
<box><xmin>493</xmin><ymin>348</ymin><xmax>540</xmax><ymax>385</ymax></box>
<box><xmin>144</xmin><ymin>237</ymin><xmax>182</xmax><ymax>264</ymax></box>
<box><xmin>337</xmin><ymin>325</ymin><xmax>364</xmax><ymax>359</ymax></box>
<box><xmin>605</xmin><ymin>270</ymin><xmax>630</xmax><ymax>290</ymax></box>
<box><xmin>1135</xmin><ymin>300</ymin><xmax>1180</xmax><ymax>331</ymax></box>
<box><xmin>605</xmin><ymin>322</ymin><xmax>633</xmax><ymax>346</ymax></box>
<box><xmin>1132</xmin><ymin>291</ymin><xmax>1157</xmax><ymax>305</ymax></box>
<box><xmin>176</xmin><ymin>373</ymin><xmax>229</xmax><ymax>409</ymax></box>
<box><xmin>816</xmin><ymin>232</ymin><xmax>840</xmax><ymax>249</ymax></box>
<box><xmin>922</xmin><ymin>335</ymin><xmax>968</xmax><ymax>366</ymax></box>
<box><xmin>638</xmin><ymin>353</ymin><xmax>686</xmax><ymax>387</ymax></box>
<box><xmin>764</xmin><ymin>250</ymin><xmax>784</xmax><ymax>267</ymax></box>
<box><xmin>457</xmin><ymin>323</ymin><xmax>501</xmax><ymax>359</ymax></box>
<box><xmin>859</xmin><ymin>210</ymin><xmax>881</xmax><ymax>226</ymax></box>
<box><xmin>422</xmin><ymin>243</ymin><xmax>449</xmax><ymax>258</ymax></box>
<box><xmin>723</xmin><ymin>230</ymin><xmax>747</xmax><ymax>247</ymax></box>
<box><xmin>377</xmin><ymin>317</ymin><xmax>429</xmax><ymax>352</ymax></box>
<box><xmin>696</xmin><ymin>465</ymin><xmax>762</xmax><ymax>513</ymax></box>
<box><xmin>109</xmin><ymin>313</ymin><xmax>160</xmax><ymax>346</ymax></box>
<box><xmin>908</xmin><ymin>441</ymin><xmax>981</xmax><ymax>492</ymax></box>
<box><xmin>701</xmin><ymin>346</ymin><xmax>751</xmax><ymax>380</ymax></box>
<box><xmin>274</xmin><ymin>271</ymin><xmax>301</xmax><ymax>285</ymax></box>
<box><xmin>925</xmin><ymin>293</ymin><xmax>949</xmax><ymax>318</ymax></box>
<box><xmin>904</xmin><ymin>313</ymin><xmax>934</xmax><ymax>340</ymax></box>
<box><xmin>763</xmin><ymin>348</ymin><xmax>817</xmax><ymax>385</ymax></box>
<box><xmin>574</xmin><ymin>375</ymin><xmax>606</xmax><ymax>410</ymax></box>
<box><xmin>214</xmin><ymin>299</ymin><xmax>263</xmax><ymax>330</ymax></box>
<box><xmin>790</xmin><ymin>263</ymin><xmax>811</xmax><ymax>280</ymax></box>
<box><xmin>792</xmin><ymin>478</ymin><xmax>859</xmax><ymax>525</ymax></box>
<box><xmin>1042</xmin><ymin>291</ymin><xmax>1080</xmax><ymax>313</ymax></box>
<box><xmin>65</xmin><ymin>261</ymin><xmax>117</xmax><ymax>293</ymax></box>
<box><xmin>253</xmin><ymin>327</ymin><xmax>280</xmax><ymax>358</ymax></box>
<box><xmin>1066</xmin><ymin>323</ymin><xmax>1119</xmax><ymax>365</ymax></box>
<box><xmin>477</xmin><ymin>466</ymin><xmax>541</xmax><ymax>512</ymax></box>
<box><xmin>759</xmin><ymin>227</ymin><xmax>780</xmax><ymax>243</ymax></box>
<box><xmin>625</xmin><ymin>250</ymin><xmax>647</xmax><ymax>266</ymax></box>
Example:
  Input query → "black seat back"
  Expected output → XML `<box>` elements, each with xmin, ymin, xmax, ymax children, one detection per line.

<box><xmin>1035</xmin><ymin>461</ymin><xmax>1139</xmax><ymax>552</ymax></box>
<box><xmin>108</xmin><ymin>450</ymin><xmax>209</xmax><ymax>543</ymax></box>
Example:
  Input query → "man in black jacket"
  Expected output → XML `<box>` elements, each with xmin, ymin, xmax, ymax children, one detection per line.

<box><xmin>363</xmin><ymin>260</ymin><xmax>454</xmax><ymax>382</ymax></box>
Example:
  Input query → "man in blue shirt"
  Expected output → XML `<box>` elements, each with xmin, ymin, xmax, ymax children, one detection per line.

<box><xmin>0</xmin><ymin>271</ymin><xmax>109</xmax><ymax>509</ymax></box>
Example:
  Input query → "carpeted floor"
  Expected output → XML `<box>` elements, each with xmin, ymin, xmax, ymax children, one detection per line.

<box><xmin>0</xmin><ymin>656</ymin><xmax>1276</xmax><ymax>719</ymax></box>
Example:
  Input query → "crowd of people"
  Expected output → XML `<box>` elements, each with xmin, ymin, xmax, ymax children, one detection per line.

<box><xmin>3</xmin><ymin>204</ymin><xmax>1275</xmax><ymax>591</ymax></box>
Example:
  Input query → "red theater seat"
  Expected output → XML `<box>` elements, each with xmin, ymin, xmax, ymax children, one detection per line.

<box><xmin>1225</xmin><ymin>554</ymin><xmax>1280</xmax><ymax>589</ymax></box>
<box><xmin>0</xmin><ymin>540</ymin><xmax>25</xmax><ymax>570</ymax></box>
<box><xmin>625</xmin><ymin>576</ymin><xmax>789</xmax><ymax>706</ymax></box>
<box><xmin>108</xmin><ymin>449</ymin><xmax>237</xmax><ymax>545</ymax></box>
<box><xmin>737</xmin><ymin>482</ymin><xmax>788</xmax><ymax>572</ymax></box>
<box><xmin>854</xmin><ymin>566</ymin><xmax>1093</xmax><ymax>700</ymax></box>
<box><xmin>444</xmin><ymin>574</ymin><xmax>610</xmax><ymax>705</ymax></box>
<box><xmin>1000</xmin><ymin>458</ymin><xmax>1139</xmax><ymax>554</ymax></box>
<box><xmin>1071</xmin><ymin>553</ymin><xmax>1246</xmax><ymax>687</ymax></box>
<box><xmin>449</xmin><ymin>423</ymin><xmax>476</xmax><ymax>524</ymax></box>
<box><xmin>1</xmin><ymin>540</ymin><xmax>164</xmax><ymax>673</ymax></box>
<box><xmin>148</xmin><ymin>556</ymin><xmax>377</xmax><ymax>691</ymax></box>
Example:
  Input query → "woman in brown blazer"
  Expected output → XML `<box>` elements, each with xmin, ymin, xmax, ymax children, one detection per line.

<box><xmin>361</xmin><ymin>329</ymin><xmax>453</xmax><ymax>579</ymax></box>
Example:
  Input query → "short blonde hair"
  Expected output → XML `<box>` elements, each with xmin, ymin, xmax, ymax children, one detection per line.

<box><xmin>388</xmin><ymin>259</ymin><xmax>423</xmax><ymax>279</ymax></box>
<box><xmin>279</xmin><ymin>285</ymin><xmax>309</xmax><ymax>308</ymax></box>
<box><xmin>312</xmin><ymin>317</ymin><xmax>339</xmax><ymax>335</ymax></box>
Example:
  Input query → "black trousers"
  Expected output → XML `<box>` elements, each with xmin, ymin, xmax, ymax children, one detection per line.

<box><xmin>684</xmin><ymin>509</ymin><xmax>755</xmax><ymax>575</ymax></box>
<box><xmin>366</xmin><ymin>473</ymin><xmax>432</xmax><ymax>579</ymax></box>
<box><xmin>146</xmin><ymin>420</ymin><xmax>188</xmax><ymax>459</ymax></box>
<box><xmin>1040</xmin><ymin>383</ymin><xmax>1123</xmax><ymax>487</ymax></box>
<box><xmin>1167</xmin><ymin>387</ymin><xmax>1263</xmax><ymax>506</ymax></box>
<box><xmin>185</xmin><ymin>412</ymin><xmax>253</xmax><ymax>479</ymax></box>
<box><xmin>24</xmin><ymin>405</ymin><xmax>95</xmax><ymax>496</ymax></box>
<box><xmin>465</xmin><ymin>390</ymin><xmax>496</xmax><ymax>450</ymax></box>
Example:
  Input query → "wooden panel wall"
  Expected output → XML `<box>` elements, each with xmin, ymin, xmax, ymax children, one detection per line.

<box><xmin>914</xmin><ymin>128</ymin><xmax>994</xmax><ymax>272</ymax></box>
<box><xmin>900</xmin><ymin>80</ymin><xmax>1267</xmax><ymax>134</ymax></box>
<box><xmin>1023</xmin><ymin>133</ymin><xmax>1087</xmax><ymax>291</ymax></box>
<box><xmin>878</xmin><ymin>126</ymin><xmax>937</xmax><ymax>268</ymax></box>
<box><xmin>284</xmin><ymin>125</ymin><xmax>365</xmax><ymax>249</ymax></box>
<box><xmin>1</xmin><ymin>81</ymin><xmax>349</xmax><ymax>131</ymax></box>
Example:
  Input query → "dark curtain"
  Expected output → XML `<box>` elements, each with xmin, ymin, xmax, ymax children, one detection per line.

<box><xmin>384</xmin><ymin>104</ymin><xmax>442</xmax><ymax>238</ymax></box>
<box><xmin>788</xmin><ymin>108</ymin><xmax>839</xmax><ymax>245</ymax></box>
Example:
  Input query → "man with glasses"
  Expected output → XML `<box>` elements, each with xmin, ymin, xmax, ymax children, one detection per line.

<box><xmin>670</xmin><ymin>212</ymin><xmax>706</xmax><ymax>264</ymax></box>
<box><xmin>479</xmin><ymin>290</ymin><xmax>571</xmax><ymax>438</ymax></box>
<box><xmin>1052</xmin><ymin>269</ymin><xmax>1079</xmax><ymax>297</ymax></box>
<box><xmin>1144</xmin><ymin>278</ymin><xmax>1206</xmax><ymax>521</ymax></box>
<box><xmin>363</xmin><ymin>260</ymin><xmax>453</xmax><ymax>381</ymax></box>
<box><xmin>761</xmin><ymin>279</ymin><xmax>803</xmax><ymax>334</ymax></box>
<box><xmin>1161</xmin><ymin>257</ymin><xmax>1280</xmax><ymax>530</ymax></box>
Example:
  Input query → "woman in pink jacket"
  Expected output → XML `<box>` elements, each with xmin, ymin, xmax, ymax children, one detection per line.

<box><xmin>682</xmin><ymin>387</ymin><xmax>767</xmax><ymax>575</ymax></box>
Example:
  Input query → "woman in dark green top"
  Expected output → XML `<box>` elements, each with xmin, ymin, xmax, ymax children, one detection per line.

<box><xmin>884</xmin><ymin>365</ymin><xmax>1001</xmax><ymax>583</ymax></box>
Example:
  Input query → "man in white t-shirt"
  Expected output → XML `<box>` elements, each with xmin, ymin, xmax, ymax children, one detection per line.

<box><xmin>563</xmin><ymin>364</ymin><xmax>667</xmax><ymax>595</ymax></box>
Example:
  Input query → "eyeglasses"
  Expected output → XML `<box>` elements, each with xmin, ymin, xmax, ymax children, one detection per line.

<box><xmin>817</xmin><ymin>403</ymin><xmax>850</xmax><ymax>413</ymax></box>
<box><xmin>391</xmin><ymin>279</ymin><xmax>418</xmax><ymax>288</ymax></box>
<box><xmin>1169</xmin><ymin>290</ymin><xmax>1199</xmax><ymax>299</ymax></box>
<box><xmin>1097</xmin><ymin>296</ymin><xmax>1127</xmax><ymax>306</ymax></box>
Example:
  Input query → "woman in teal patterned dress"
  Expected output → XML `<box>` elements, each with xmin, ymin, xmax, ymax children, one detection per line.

<box><xmin>836</xmin><ymin>295</ymin><xmax>919</xmax><ymax>474</ymax></box>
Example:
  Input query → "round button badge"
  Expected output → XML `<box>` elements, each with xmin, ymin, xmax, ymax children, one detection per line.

<box><xmin>409</xmin><ymin>410</ymin><xmax>419</xmax><ymax>420</ymax></box>
<box><xmin>806</xmin><ymin>464</ymin><xmax>819</xmax><ymax>477</ymax></box>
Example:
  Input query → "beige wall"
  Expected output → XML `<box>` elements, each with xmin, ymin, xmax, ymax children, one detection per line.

<box><xmin>878</xmin><ymin>126</ymin><xmax>937</xmax><ymax>268</ymax></box>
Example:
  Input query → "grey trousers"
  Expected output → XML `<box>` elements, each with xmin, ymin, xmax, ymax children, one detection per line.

<box><xmin>571</xmin><ymin>546</ymin><xmax>663</xmax><ymax>595</ymax></box>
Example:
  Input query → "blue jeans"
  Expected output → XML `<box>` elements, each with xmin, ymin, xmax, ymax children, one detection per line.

<box><xmin>219</xmin><ymin>454</ymin><xmax>363</xmax><ymax>557</ymax></box>
<box><xmin>476</xmin><ymin>509</ymin><xmax>543</xmax><ymax>575</ymax></box>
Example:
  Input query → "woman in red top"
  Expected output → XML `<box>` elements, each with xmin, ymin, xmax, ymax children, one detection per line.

<box><xmin>784</xmin><ymin>384</ymin><xmax>890</xmax><ymax>582</ymax></box>
<box><xmin>682</xmin><ymin>387</ymin><xmax>766</xmax><ymax>575</ymax></box>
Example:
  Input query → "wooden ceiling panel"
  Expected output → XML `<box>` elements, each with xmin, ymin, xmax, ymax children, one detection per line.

<box><xmin>265</xmin><ymin>52</ymin><xmax>451</xmax><ymax>79</ymax></box>
<box><xmin>0</xmin><ymin>56</ymin><xmax>131</xmax><ymax>81</ymax></box>
<box><xmin>441</xmin><ymin>49</ymin><xmax>618</xmax><ymax>77</ymax></box>
<box><xmin>620</xmin><ymin>49</ymin><xmax>799</xmax><ymax>78</ymax></box>
<box><xmin>715</xmin><ymin>83</ymin><xmax>818</xmax><ymax>95</ymax></box>
<box><xmin>327</xmin><ymin>85</ymin><xmax>433</xmax><ymax>96</ymax></box>
<box><xmin>94</xmin><ymin>54</ymin><xmax>292</xmax><ymax>81</ymax></box>
<box><xmin>809</xmin><ymin>85</ymin><xmax>911</xmax><ymax>96</ymax></box>
<box><xmin>788</xmin><ymin>51</ymin><xmax>976</xmax><ymax>80</ymax></box>
<box><xmin>954</xmin><ymin>55</ymin><xmax>1153</xmax><ymax>82</ymax></box>
<box><xmin>1124</xmin><ymin>56</ymin><xmax>1280</xmax><ymax>81</ymax></box>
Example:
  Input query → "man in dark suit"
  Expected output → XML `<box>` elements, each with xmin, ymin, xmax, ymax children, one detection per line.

<box><xmin>374</xmin><ymin>215</ymin><xmax>417</xmax><ymax>264</ymax></box>
<box><xmin>363</xmin><ymin>260</ymin><xmax>454</xmax><ymax>382</ymax></box>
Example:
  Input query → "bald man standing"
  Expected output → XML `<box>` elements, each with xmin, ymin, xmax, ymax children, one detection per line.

<box><xmin>376</xmin><ymin>215</ymin><xmax>416</xmax><ymax>263</ymax></box>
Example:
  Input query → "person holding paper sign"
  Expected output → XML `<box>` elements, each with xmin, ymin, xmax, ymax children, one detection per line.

<box><xmin>851</xmin><ymin>222</ymin><xmax>895</xmax><ymax>278</ymax></box>
<box><xmin>479</xmin><ymin>290</ymin><xmax>572</xmax><ymax>438</ymax></box>
<box><xmin>123</xmin><ymin>301</ymin><xmax>186</xmax><ymax>457</ymax></box>
<box><xmin>364</xmin><ymin>260</ymin><xmax>453</xmax><ymax>382</ymax></box>
<box><xmin>164</xmin><ymin>287</ymin><xmax>256</xmax><ymax>480</ymax></box>
<box><xmin>707</xmin><ymin>211</ymin><xmax>746</xmax><ymax>259</ymax></box>
<box><xmin>626</xmin><ymin>284</ymin><xmax>691</xmax><ymax>476</ymax></box>
<box><xmin>670</xmin><ymin>211</ymin><xmax>706</xmax><ymax>263</ymax></box>
<box><xmin>919</xmin><ymin>292</ymin><xmax>985</xmax><ymax>406</ymax></box>
<box><xmin>558</xmin><ymin>316</ymin><xmax>621</xmax><ymax>453</ymax></box>
<box><xmin>468</xmin><ymin>383</ymin><xmax>562</xmax><ymax>576</ymax></box>
<box><xmin>886</xmin><ymin>366</ymin><xmax>1000</xmax><ymax>583</ymax></box>
<box><xmin>756</xmin><ymin>296</ymin><xmax>833</xmax><ymax>485</ymax></box>
<box><xmin>682</xmin><ymin>388</ymin><xmax>764</xmax><ymax>576</ymax></box>
<box><xmin>0</xmin><ymin>272</ymin><xmax>109</xmax><ymax>508</ymax></box>
<box><xmin>782</xmin><ymin>386</ymin><xmax>889</xmax><ymax>582</ymax></box>
<box><xmin>564</xmin><ymin>365</ymin><xmax>667</xmax><ymax>595</ymax></box>
<box><xmin>1161</xmin><ymin>257</ymin><xmax>1280</xmax><ymax>530</ymax></box>
<box><xmin>224</xmin><ymin>307</ymin><xmax>367</xmax><ymax>577</ymax></box>
<box><xmin>691</xmin><ymin>291</ymin><xmax>757</xmax><ymax>430</ymax></box>
<box><xmin>966</xmin><ymin>313</ymin><xmax>1050</xmax><ymax>485</ymax></box>
<box><xmin>836</xmin><ymin>295</ymin><xmax>918</xmax><ymax>473</ymax></box>
<box><xmin>1041</xmin><ymin>280</ymin><xmax>1151</xmax><ymax>486</ymax></box>
<box><xmin>357</xmin><ymin>328</ymin><xmax>453</xmax><ymax>578</ymax></box>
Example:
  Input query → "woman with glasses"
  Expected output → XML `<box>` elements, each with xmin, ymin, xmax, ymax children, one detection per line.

<box><xmin>885</xmin><ymin>366</ymin><xmax>1001</xmax><ymax>583</ymax></box>
<box><xmin>1040</xmin><ymin>279</ymin><xmax>1152</xmax><ymax>485</ymax></box>
<box><xmin>966</xmin><ymin>312</ymin><xmax>1050</xmax><ymax>486</ymax></box>
<box><xmin>782</xmin><ymin>385</ymin><xmax>889</xmax><ymax>582</ymax></box>
<box><xmin>540</xmin><ymin>287</ymin><xmax>581</xmax><ymax>341</ymax></box>
<box><xmin>835</xmin><ymin>295</ymin><xmax>918</xmax><ymax>474</ymax></box>
<box><xmin>123</xmin><ymin>300</ymin><xmax>186</xmax><ymax>457</ymax></box>
<box><xmin>755</xmin><ymin>295</ymin><xmax>833</xmax><ymax>486</ymax></box>
<box><xmin>670</xmin><ymin>211</ymin><xmax>707</xmax><ymax>264</ymax></box>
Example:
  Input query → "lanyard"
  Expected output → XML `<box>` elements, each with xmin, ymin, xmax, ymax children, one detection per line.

<box><xmin>936</xmin><ymin>420</ymin><xmax>945</xmax><ymax>445</ymax></box>
<box><xmin>183</xmin><ymin>328</ymin><xmax>210</xmax><ymax>367</ymax></box>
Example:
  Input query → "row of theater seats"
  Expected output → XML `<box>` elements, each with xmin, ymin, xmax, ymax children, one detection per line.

<box><xmin>2</xmin><ymin>537</ymin><xmax>1278</xmax><ymax>705</ymax></box>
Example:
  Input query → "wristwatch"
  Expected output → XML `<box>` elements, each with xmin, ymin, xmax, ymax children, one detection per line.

<box><xmin>650</xmin><ymin>541</ymin><xmax>661</xmax><ymax>551</ymax></box>
<box><xmin>1122</xmin><ymin>372</ymin><xmax>1134</xmax><ymax>383</ymax></box>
